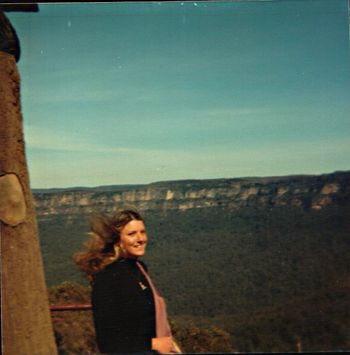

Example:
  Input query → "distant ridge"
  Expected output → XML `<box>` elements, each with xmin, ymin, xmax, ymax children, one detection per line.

<box><xmin>32</xmin><ymin>170</ymin><xmax>350</xmax><ymax>193</ymax></box>
<box><xmin>32</xmin><ymin>170</ymin><xmax>350</xmax><ymax>216</ymax></box>
<box><xmin>32</xmin><ymin>183</ymin><xmax>146</xmax><ymax>194</ymax></box>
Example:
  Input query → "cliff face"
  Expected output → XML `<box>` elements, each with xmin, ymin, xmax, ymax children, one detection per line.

<box><xmin>32</xmin><ymin>171</ymin><xmax>350</xmax><ymax>217</ymax></box>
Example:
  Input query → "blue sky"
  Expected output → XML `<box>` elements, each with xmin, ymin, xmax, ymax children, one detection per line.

<box><xmin>8</xmin><ymin>0</ymin><xmax>350</xmax><ymax>188</ymax></box>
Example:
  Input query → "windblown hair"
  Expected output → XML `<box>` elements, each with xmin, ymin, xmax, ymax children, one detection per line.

<box><xmin>74</xmin><ymin>209</ymin><xmax>144</xmax><ymax>280</ymax></box>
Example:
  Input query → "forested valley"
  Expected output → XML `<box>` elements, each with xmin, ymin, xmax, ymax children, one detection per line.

<box><xmin>39</xmin><ymin>202</ymin><xmax>350</xmax><ymax>354</ymax></box>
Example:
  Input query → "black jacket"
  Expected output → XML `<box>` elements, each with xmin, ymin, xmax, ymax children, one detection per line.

<box><xmin>91</xmin><ymin>258</ymin><xmax>156</xmax><ymax>354</ymax></box>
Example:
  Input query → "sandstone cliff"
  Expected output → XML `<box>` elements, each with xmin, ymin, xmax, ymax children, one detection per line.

<box><xmin>32</xmin><ymin>171</ymin><xmax>350</xmax><ymax>217</ymax></box>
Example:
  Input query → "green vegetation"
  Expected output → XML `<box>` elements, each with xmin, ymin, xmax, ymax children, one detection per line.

<box><xmin>41</xmin><ymin>204</ymin><xmax>350</xmax><ymax>353</ymax></box>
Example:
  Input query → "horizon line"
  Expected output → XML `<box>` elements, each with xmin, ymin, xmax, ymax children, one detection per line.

<box><xmin>31</xmin><ymin>169</ymin><xmax>350</xmax><ymax>192</ymax></box>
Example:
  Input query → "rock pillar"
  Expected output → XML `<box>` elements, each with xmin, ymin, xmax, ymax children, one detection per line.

<box><xmin>0</xmin><ymin>50</ymin><xmax>57</xmax><ymax>354</ymax></box>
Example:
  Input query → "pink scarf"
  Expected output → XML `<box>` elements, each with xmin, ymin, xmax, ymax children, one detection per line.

<box><xmin>136</xmin><ymin>261</ymin><xmax>181</xmax><ymax>353</ymax></box>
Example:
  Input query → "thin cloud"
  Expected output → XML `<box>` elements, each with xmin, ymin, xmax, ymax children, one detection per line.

<box><xmin>24</xmin><ymin>124</ymin><xmax>142</xmax><ymax>154</ymax></box>
<box><xmin>27</xmin><ymin>136</ymin><xmax>350</xmax><ymax>188</ymax></box>
<box><xmin>203</xmin><ymin>107</ymin><xmax>271</xmax><ymax>118</ymax></box>
<box><xmin>22</xmin><ymin>87</ymin><xmax>126</xmax><ymax>104</ymax></box>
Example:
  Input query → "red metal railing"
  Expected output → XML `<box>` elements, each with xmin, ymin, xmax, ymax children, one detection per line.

<box><xmin>50</xmin><ymin>304</ymin><xmax>92</xmax><ymax>312</ymax></box>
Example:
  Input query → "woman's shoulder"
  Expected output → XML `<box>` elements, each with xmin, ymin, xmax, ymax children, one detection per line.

<box><xmin>93</xmin><ymin>259</ymin><xmax>127</xmax><ymax>281</ymax></box>
<box><xmin>93</xmin><ymin>258</ymin><xmax>148</xmax><ymax>281</ymax></box>
<box><xmin>109</xmin><ymin>257</ymin><xmax>149</xmax><ymax>271</ymax></box>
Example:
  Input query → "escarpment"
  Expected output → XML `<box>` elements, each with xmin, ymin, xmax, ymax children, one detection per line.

<box><xmin>32</xmin><ymin>171</ymin><xmax>350</xmax><ymax>217</ymax></box>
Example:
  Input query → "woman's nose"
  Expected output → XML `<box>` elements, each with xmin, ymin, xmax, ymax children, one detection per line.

<box><xmin>136</xmin><ymin>232</ymin><xmax>146</xmax><ymax>242</ymax></box>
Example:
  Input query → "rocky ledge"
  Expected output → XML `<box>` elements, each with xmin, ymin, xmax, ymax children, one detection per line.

<box><xmin>33</xmin><ymin>171</ymin><xmax>350</xmax><ymax>216</ymax></box>
<box><xmin>32</xmin><ymin>171</ymin><xmax>350</xmax><ymax>216</ymax></box>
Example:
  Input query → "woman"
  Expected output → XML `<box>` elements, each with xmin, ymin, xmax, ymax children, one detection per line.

<box><xmin>74</xmin><ymin>209</ymin><xmax>180</xmax><ymax>354</ymax></box>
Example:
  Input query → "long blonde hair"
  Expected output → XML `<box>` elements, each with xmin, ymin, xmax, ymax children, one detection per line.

<box><xmin>74</xmin><ymin>209</ymin><xmax>144</xmax><ymax>280</ymax></box>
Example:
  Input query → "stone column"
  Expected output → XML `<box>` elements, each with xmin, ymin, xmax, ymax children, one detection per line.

<box><xmin>0</xmin><ymin>47</ymin><xmax>57</xmax><ymax>354</ymax></box>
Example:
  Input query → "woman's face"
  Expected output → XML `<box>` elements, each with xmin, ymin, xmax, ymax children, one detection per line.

<box><xmin>118</xmin><ymin>220</ymin><xmax>148</xmax><ymax>259</ymax></box>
